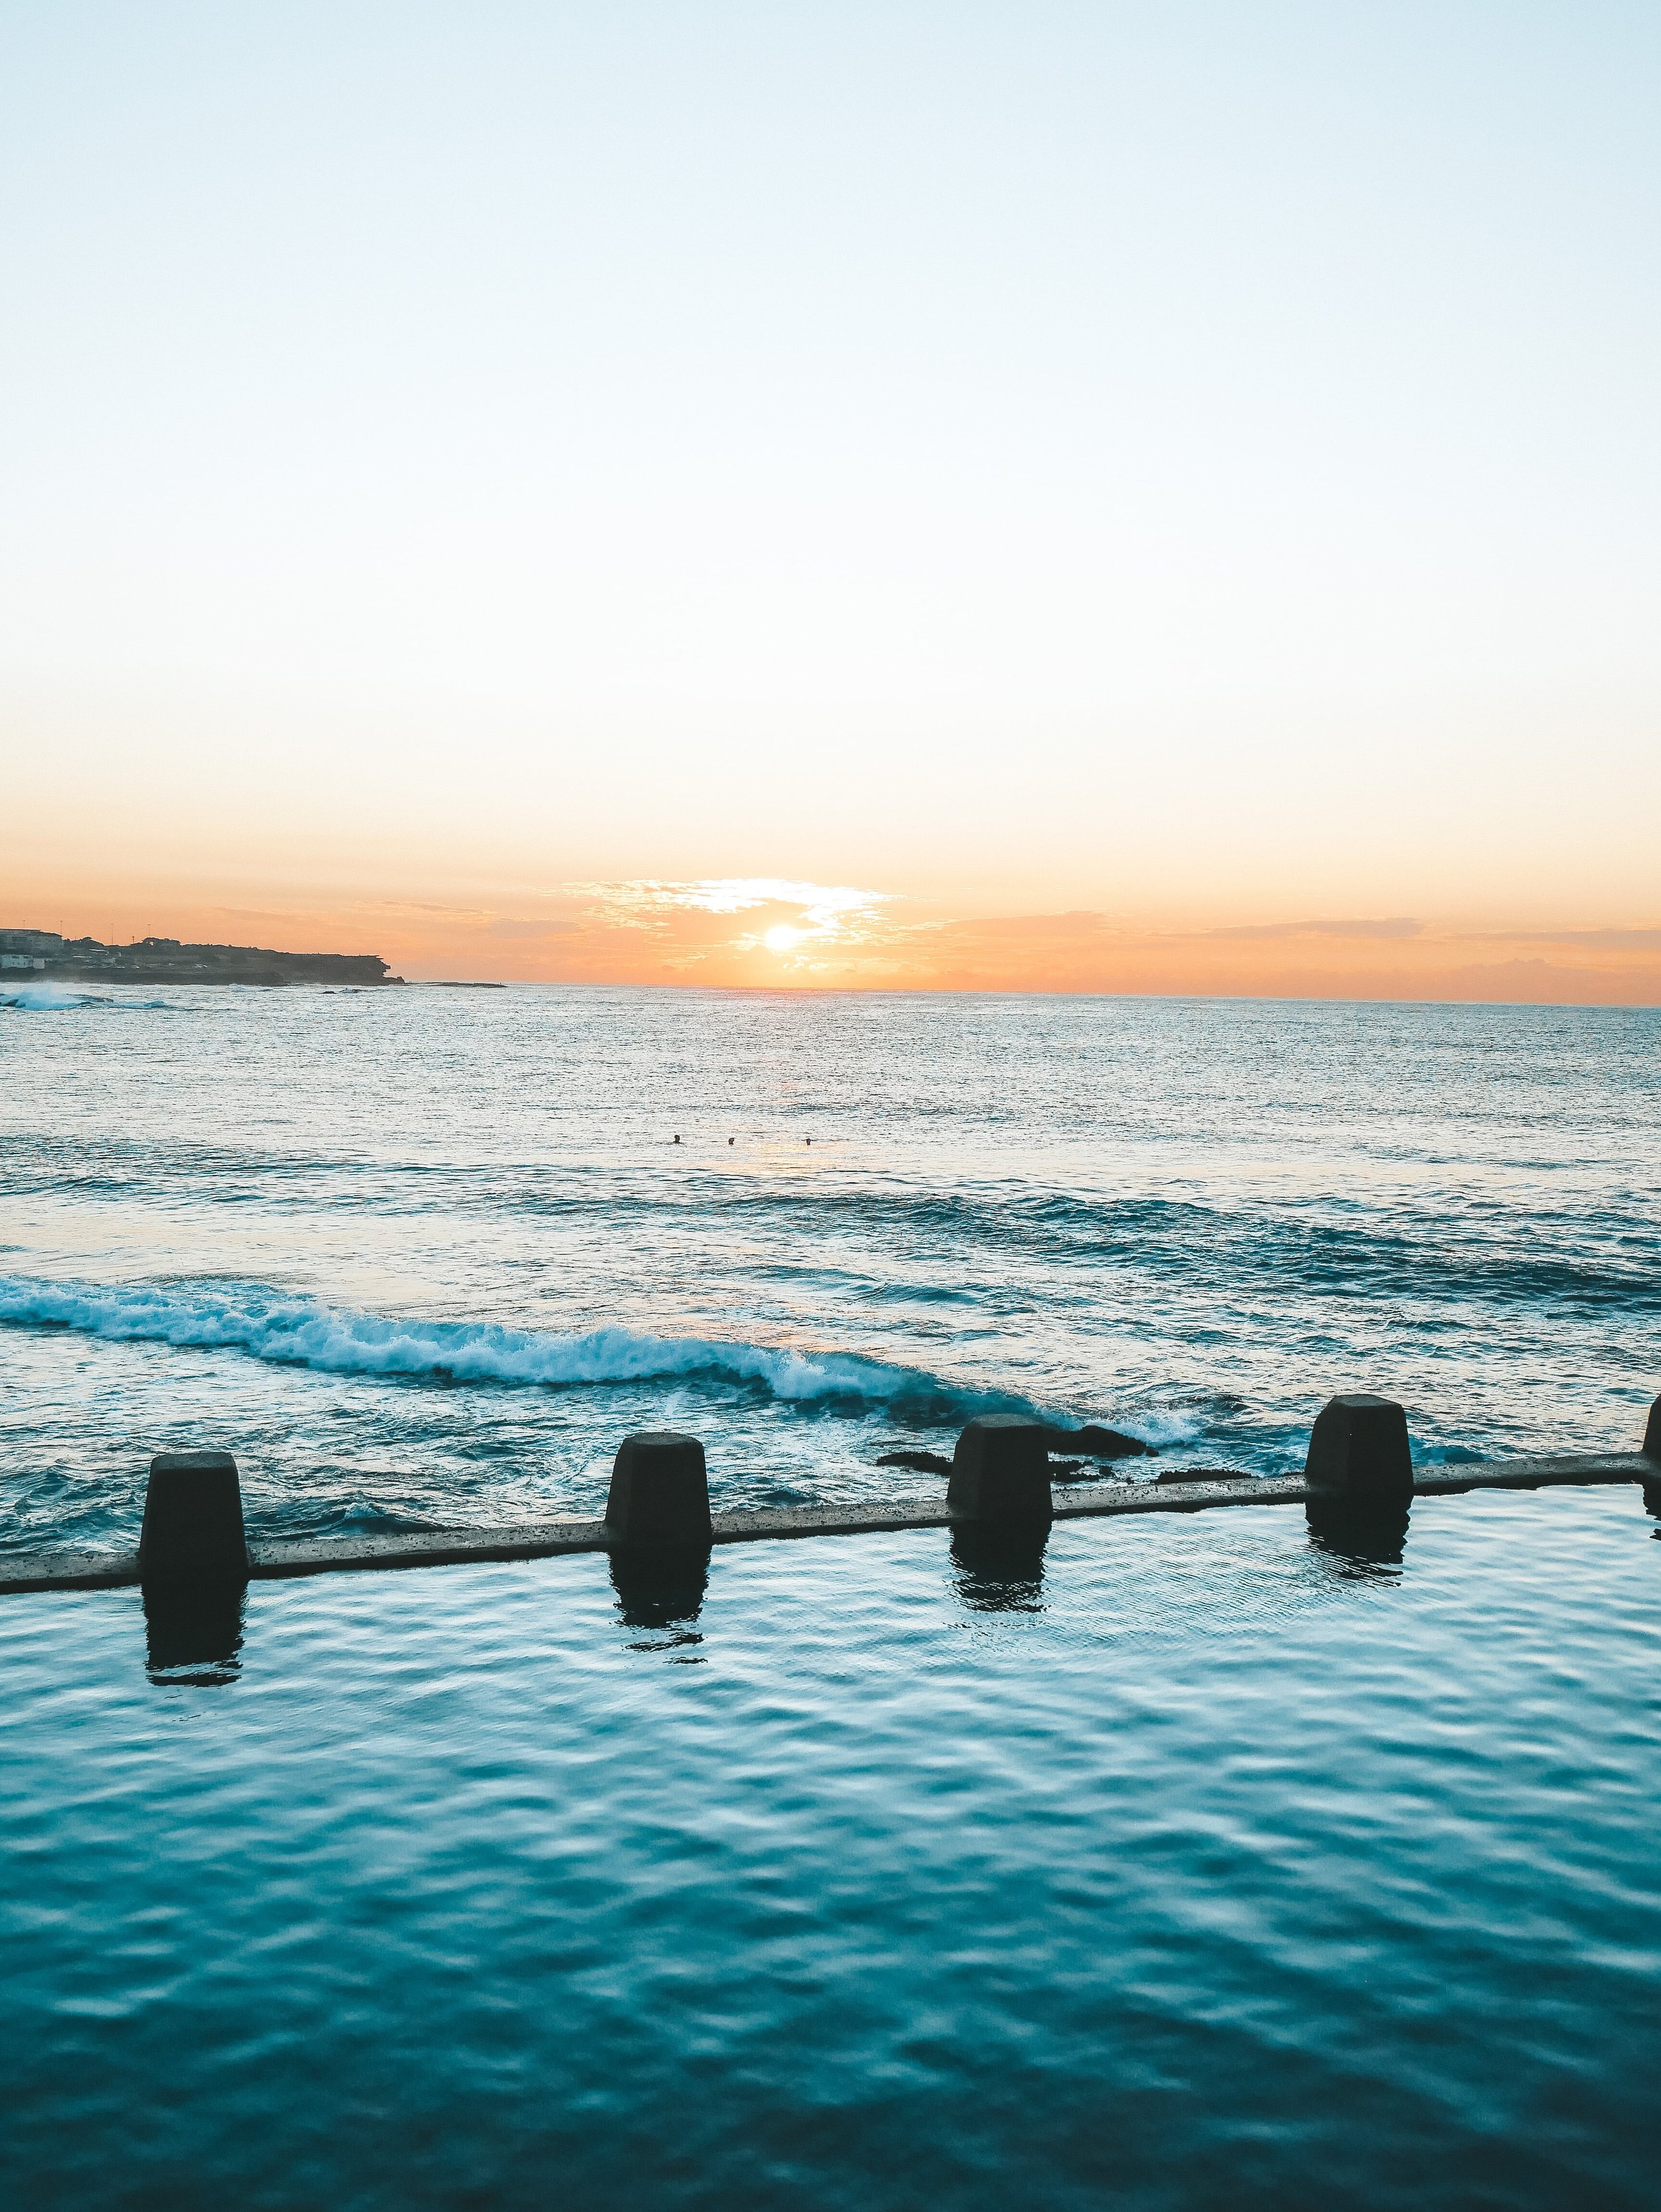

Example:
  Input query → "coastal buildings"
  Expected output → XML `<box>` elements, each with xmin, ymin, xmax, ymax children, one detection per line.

<box><xmin>0</xmin><ymin>929</ymin><xmax>63</xmax><ymax>971</ymax></box>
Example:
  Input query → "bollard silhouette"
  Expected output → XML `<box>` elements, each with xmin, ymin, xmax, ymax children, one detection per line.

<box><xmin>1641</xmin><ymin>1398</ymin><xmax>1661</xmax><ymax>1516</ymax></box>
<box><xmin>1304</xmin><ymin>1395</ymin><xmax>1413</xmax><ymax>1555</ymax></box>
<box><xmin>605</xmin><ymin>1432</ymin><xmax>712</xmax><ymax>1546</ymax></box>
<box><xmin>138</xmin><ymin>1452</ymin><xmax>248</xmax><ymax>1684</ymax></box>
<box><xmin>1304</xmin><ymin>1394</ymin><xmax>1413</xmax><ymax>1511</ymax></box>
<box><xmin>139</xmin><ymin>1451</ymin><xmax>248</xmax><ymax>1579</ymax></box>
<box><xmin>947</xmin><ymin>1415</ymin><xmax>1053</xmax><ymax>1527</ymax></box>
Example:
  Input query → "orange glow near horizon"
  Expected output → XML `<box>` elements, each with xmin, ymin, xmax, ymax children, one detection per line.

<box><xmin>6</xmin><ymin>866</ymin><xmax>1659</xmax><ymax>1005</ymax></box>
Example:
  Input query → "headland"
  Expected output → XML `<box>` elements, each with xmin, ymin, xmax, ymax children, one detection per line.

<box><xmin>0</xmin><ymin>927</ymin><xmax>403</xmax><ymax>987</ymax></box>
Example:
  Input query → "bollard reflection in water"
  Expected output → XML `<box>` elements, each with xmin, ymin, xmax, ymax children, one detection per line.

<box><xmin>609</xmin><ymin>1546</ymin><xmax>710</xmax><ymax>1653</ymax></box>
<box><xmin>1306</xmin><ymin>1498</ymin><xmax>1411</xmax><ymax>1574</ymax></box>
<box><xmin>142</xmin><ymin>1577</ymin><xmax>246</xmax><ymax>1686</ymax></box>
<box><xmin>949</xmin><ymin>1526</ymin><xmax>1049</xmax><ymax>1615</ymax></box>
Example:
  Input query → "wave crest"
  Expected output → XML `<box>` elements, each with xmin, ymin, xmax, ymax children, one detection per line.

<box><xmin>0</xmin><ymin>1274</ymin><xmax>1031</xmax><ymax>1419</ymax></box>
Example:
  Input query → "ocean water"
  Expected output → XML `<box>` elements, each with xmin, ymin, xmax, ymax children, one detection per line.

<box><xmin>1</xmin><ymin>985</ymin><xmax>1657</xmax><ymax>1548</ymax></box>
<box><xmin>3</xmin><ymin>985</ymin><xmax>1660</xmax><ymax>2207</ymax></box>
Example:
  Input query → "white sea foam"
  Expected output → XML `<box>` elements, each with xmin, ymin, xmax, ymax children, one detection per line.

<box><xmin>0</xmin><ymin>1274</ymin><xmax>1028</xmax><ymax>1415</ymax></box>
<box><xmin>1120</xmin><ymin>1407</ymin><xmax>1205</xmax><ymax>1447</ymax></box>
<box><xmin>1</xmin><ymin>982</ymin><xmax>90</xmax><ymax>1011</ymax></box>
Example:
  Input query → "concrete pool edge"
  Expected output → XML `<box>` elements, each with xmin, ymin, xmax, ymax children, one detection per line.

<box><xmin>3</xmin><ymin>1449</ymin><xmax>1655</xmax><ymax>1598</ymax></box>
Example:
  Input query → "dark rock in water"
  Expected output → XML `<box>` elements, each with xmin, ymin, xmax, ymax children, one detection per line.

<box><xmin>884</xmin><ymin>1429</ymin><xmax>1150</xmax><ymax>1479</ymax></box>
<box><xmin>1036</xmin><ymin>1423</ymin><xmax>1154</xmax><ymax>1460</ymax></box>
<box><xmin>1154</xmin><ymin>1466</ymin><xmax>1254</xmax><ymax>1485</ymax></box>
<box><xmin>1077</xmin><ymin>1423</ymin><xmax>1155</xmax><ymax>1458</ymax></box>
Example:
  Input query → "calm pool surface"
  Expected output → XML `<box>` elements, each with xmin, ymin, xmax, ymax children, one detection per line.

<box><xmin>3</xmin><ymin>1484</ymin><xmax>1659</xmax><ymax>2209</ymax></box>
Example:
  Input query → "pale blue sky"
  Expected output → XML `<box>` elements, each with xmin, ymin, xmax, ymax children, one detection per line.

<box><xmin>3</xmin><ymin>1</ymin><xmax>1658</xmax><ymax>930</ymax></box>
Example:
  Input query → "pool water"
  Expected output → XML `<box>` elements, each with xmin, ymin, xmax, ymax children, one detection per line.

<box><xmin>4</xmin><ymin>1482</ymin><xmax>1659</xmax><ymax>2209</ymax></box>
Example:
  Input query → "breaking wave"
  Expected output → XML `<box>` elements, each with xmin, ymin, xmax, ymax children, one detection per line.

<box><xmin>0</xmin><ymin>984</ymin><xmax>182</xmax><ymax>1013</ymax></box>
<box><xmin>0</xmin><ymin>1274</ymin><xmax>1038</xmax><ymax>1421</ymax></box>
<box><xmin>1</xmin><ymin>982</ymin><xmax>92</xmax><ymax>1011</ymax></box>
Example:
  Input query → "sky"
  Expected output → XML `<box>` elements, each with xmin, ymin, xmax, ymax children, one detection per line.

<box><xmin>3</xmin><ymin>1</ymin><xmax>1658</xmax><ymax>997</ymax></box>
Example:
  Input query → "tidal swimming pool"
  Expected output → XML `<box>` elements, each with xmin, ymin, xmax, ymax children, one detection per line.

<box><xmin>3</xmin><ymin>1486</ymin><xmax>1658</xmax><ymax>2210</ymax></box>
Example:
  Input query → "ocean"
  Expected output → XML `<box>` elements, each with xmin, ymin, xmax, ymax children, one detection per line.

<box><xmin>1</xmin><ymin>983</ymin><xmax>1656</xmax><ymax>1546</ymax></box>
<box><xmin>3</xmin><ymin>983</ymin><xmax>1659</xmax><ymax>2207</ymax></box>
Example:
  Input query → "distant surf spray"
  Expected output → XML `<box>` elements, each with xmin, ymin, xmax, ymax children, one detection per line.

<box><xmin>1</xmin><ymin>983</ymin><xmax>90</xmax><ymax>1011</ymax></box>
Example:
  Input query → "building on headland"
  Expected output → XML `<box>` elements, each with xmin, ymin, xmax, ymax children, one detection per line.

<box><xmin>0</xmin><ymin>929</ymin><xmax>404</xmax><ymax>987</ymax></box>
<box><xmin>0</xmin><ymin>929</ymin><xmax>64</xmax><ymax>971</ymax></box>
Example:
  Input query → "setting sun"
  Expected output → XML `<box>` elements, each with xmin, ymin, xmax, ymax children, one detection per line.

<box><xmin>763</xmin><ymin>926</ymin><xmax>803</xmax><ymax>954</ymax></box>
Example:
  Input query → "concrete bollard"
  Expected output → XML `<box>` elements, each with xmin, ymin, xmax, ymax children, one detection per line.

<box><xmin>138</xmin><ymin>1451</ymin><xmax>248</xmax><ymax>1579</ymax></box>
<box><xmin>1304</xmin><ymin>1395</ymin><xmax>1413</xmax><ymax>1511</ymax></box>
<box><xmin>605</xmin><ymin>1431</ymin><xmax>712</xmax><ymax>1546</ymax></box>
<box><xmin>947</xmin><ymin>1415</ymin><xmax>1054</xmax><ymax>1526</ymax></box>
<box><xmin>1644</xmin><ymin>1397</ymin><xmax>1661</xmax><ymax>1462</ymax></box>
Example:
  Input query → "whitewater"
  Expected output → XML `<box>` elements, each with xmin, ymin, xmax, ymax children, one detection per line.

<box><xmin>1</xmin><ymin>983</ymin><xmax>1656</xmax><ymax>1552</ymax></box>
